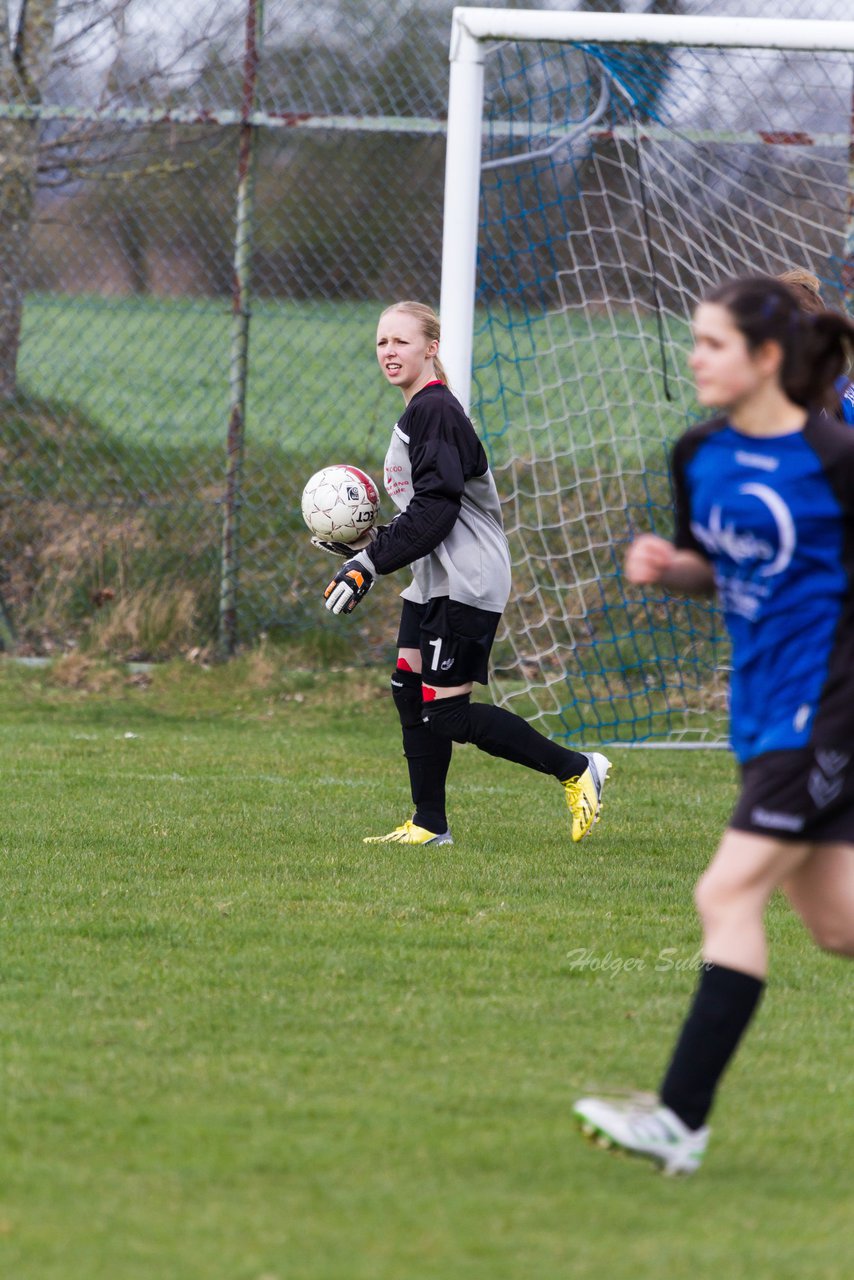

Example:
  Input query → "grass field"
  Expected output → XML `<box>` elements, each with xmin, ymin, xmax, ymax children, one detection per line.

<box><xmin>17</xmin><ymin>294</ymin><xmax>420</xmax><ymax>457</ymax></box>
<box><xmin>1</xmin><ymin>654</ymin><xmax>851</xmax><ymax>1280</ymax></box>
<box><xmin>17</xmin><ymin>292</ymin><xmax>694</xmax><ymax>462</ymax></box>
<box><xmin>9</xmin><ymin>290</ymin><xmax>699</xmax><ymax>661</ymax></box>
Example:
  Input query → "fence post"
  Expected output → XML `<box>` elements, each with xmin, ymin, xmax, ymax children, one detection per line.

<box><xmin>0</xmin><ymin>586</ymin><xmax>14</xmax><ymax>653</ymax></box>
<box><xmin>218</xmin><ymin>0</ymin><xmax>264</xmax><ymax>656</ymax></box>
<box><xmin>844</xmin><ymin>78</ymin><xmax>854</xmax><ymax>312</ymax></box>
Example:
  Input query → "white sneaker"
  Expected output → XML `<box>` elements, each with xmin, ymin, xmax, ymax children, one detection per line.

<box><xmin>563</xmin><ymin>752</ymin><xmax>612</xmax><ymax>841</ymax></box>
<box><xmin>573</xmin><ymin>1096</ymin><xmax>709</xmax><ymax>1175</ymax></box>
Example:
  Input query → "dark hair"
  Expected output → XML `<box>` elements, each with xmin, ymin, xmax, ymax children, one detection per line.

<box><xmin>706</xmin><ymin>274</ymin><xmax>854</xmax><ymax>410</ymax></box>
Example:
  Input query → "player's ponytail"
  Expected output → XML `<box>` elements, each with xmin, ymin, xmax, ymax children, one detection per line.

<box><xmin>433</xmin><ymin>352</ymin><xmax>450</xmax><ymax>386</ymax></box>
<box><xmin>380</xmin><ymin>300</ymin><xmax>451</xmax><ymax>390</ymax></box>
<box><xmin>708</xmin><ymin>275</ymin><xmax>854</xmax><ymax>412</ymax></box>
<box><xmin>788</xmin><ymin>311</ymin><xmax>854</xmax><ymax>409</ymax></box>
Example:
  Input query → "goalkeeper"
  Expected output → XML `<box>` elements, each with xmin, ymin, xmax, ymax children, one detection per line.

<box><xmin>315</xmin><ymin>299</ymin><xmax>610</xmax><ymax>846</ymax></box>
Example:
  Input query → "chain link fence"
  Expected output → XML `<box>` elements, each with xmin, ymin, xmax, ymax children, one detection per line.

<box><xmin>1</xmin><ymin>0</ymin><xmax>851</xmax><ymax>659</ymax></box>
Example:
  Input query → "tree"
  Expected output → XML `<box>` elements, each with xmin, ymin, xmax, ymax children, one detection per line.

<box><xmin>0</xmin><ymin>0</ymin><xmax>60</xmax><ymax>397</ymax></box>
<box><xmin>0</xmin><ymin>0</ymin><xmax>246</xmax><ymax>394</ymax></box>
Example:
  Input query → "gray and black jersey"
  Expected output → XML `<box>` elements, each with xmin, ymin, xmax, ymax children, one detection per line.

<box><xmin>368</xmin><ymin>382</ymin><xmax>511</xmax><ymax>613</ymax></box>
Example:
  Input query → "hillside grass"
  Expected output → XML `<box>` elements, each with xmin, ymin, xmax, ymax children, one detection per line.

<box><xmin>0</xmin><ymin>654</ymin><xmax>850</xmax><ymax>1279</ymax></box>
<box><xmin>17</xmin><ymin>292</ymin><xmax>694</xmax><ymax>460</ymax></box>
<box><xmin>7</xmin><ymin>292</ymin><xmax>702</xmax><ymax>669</ymax></box>
<box><xmin>17</xmin><ymin>294</ymin><xmax>404</xmax><ymax>457</ymax></box>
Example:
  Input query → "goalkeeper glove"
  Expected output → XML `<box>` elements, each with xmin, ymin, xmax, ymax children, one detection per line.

<box><xmin>323</xmin><ymin>555</ymin><xmax>375</xmax><ymax>614</ymax></box>
<box><xmin>310</xmin><ymin>526</ymin><xmax>385</xmax><ymax>558</ymax></box>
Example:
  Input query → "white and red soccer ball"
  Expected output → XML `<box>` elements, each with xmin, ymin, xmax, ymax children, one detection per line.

<box><xmin>301</xmin><ymin>464</ymin><xmax>380</xmax><ymax>544</ymax></box>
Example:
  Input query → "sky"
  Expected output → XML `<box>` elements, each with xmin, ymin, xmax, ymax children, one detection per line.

<box><xmin>7</xmin><ymin>0</ymin><xmax>849</xmax><ymax>111</ymax></box>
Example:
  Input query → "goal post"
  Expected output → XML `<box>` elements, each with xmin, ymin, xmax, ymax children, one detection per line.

<box><xmin>440</xmin><ymin>7</ymin><xmax>854</xmax><ymax>748</ymax></box>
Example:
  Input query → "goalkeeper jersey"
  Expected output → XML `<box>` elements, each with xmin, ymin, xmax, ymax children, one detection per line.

<box><xmin>672</xmin><ymin>412</ymin><xmax>854</xmax><ymax>764</ymax></box>
<box><xmin>368</xmin><ymin>382</ymin><xmax>511</xmax><ymax>613</ymax></box>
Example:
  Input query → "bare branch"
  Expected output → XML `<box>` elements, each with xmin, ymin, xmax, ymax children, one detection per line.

<box><xmin>16</xmin><ymin>0</ymin><xmax>61</xmax><ymax>96</ymax></box>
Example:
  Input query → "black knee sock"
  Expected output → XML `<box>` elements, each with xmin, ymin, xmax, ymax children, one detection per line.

<box><xmin>424</xmin><ymin>693</ymin><xmax>588</xmax><ymax>779</ymax></box>
<box><xmin>404</xmin><ymin>728</ymin><xmax>452</xmax><ymax>832</ymax></box>
<box><xmin>659</xmin><ymin>962</ymin><xmax>765</xmax><ymax>1130</ymax></box>
<box><xmin>391</xmin><ymin>669</ymin><xmax>452</xmax><ymax>833</ymax></box>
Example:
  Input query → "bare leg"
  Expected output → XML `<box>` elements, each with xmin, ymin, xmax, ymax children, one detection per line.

<box><xmin>658</xmin><ymin>829</ymin><xmax>829</xmax><ymax>1130</ymax></box>
<box><xmin>782</xmin><ymin>842</ymin><xmax>854</xmax><ymax>956</ymax></box>
<box><xmin>695</xmin><ymin>829</ymin><xmax>814</xmax><ymax>977</ymax></box>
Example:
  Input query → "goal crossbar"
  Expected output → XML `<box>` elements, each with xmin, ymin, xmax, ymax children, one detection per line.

<box><xmin>451</xmin><ymin>9</ymin><xmax>854</xmax><ymax>57</ymax></box>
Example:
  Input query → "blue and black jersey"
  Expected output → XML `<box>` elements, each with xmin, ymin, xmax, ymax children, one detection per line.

<box><xmin>672</xmin><ymin>413</ymin><xmax>854</xmax><ymax>763</ymax></box>
<box><xmin>835</xmin><ymin>375</ymin><xmax>854</xmax><ymax>425</ymax></box>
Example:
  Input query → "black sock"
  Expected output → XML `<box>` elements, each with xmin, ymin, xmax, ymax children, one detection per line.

<box><xmin>660</xmin><ymin>962</ymin><xmax>765</xmax><ymax>1130</ymax></box>
<box><xmin>391</xmin><ymin>668</ymin><xmax>452</xmax><ymax>833</ymax></box>
<box><xmin>404</xmin><ymin>726</ymin><xmax>452</xmax><ymax>832</ymax></box>
<box><xmin>425</xmin><ymin>694</ymin><xmax>587</xmax><ymax>779</ymax></box>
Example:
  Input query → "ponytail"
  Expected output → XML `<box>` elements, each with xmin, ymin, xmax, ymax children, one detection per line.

<box><xmin>380</xmin><ymin>300</ymin><xmax>451</xmax><ymax>392</ymax></box>
<box><xmin>433</xmin><ymin>352</ymin><xmax>450</xmax><ymax>386</ymax></box>
<box><xmin>707</xmin><ymin>275</ymin><xmax>854</xmax><ymax>411</ymax></box>
<box><xmin>788</xmin><ymin>311</ymin><xmax>854</xmax><ymax>410</ymax></box>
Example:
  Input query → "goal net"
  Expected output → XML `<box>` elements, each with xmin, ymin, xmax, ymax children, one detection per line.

<box><xmin>441</xmin><ymin>9</ymin><xmax>854</xmax><ymax>748</ymax></box>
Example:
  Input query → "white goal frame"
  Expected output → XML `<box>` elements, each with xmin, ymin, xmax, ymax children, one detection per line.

<box><xmin>440</xmin><ymin>7</ymin><xmax>854</xmax><ymax>413</ymax></box>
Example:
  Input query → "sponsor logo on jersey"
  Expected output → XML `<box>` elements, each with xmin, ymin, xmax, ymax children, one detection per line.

<box><xmin>735</xmin><ymin>450</ymin><xmax>779</xmax><ymax>472</ymax></box>
<box><xmin>691</xmin><ymin>484</ymin><xmax>797</xmax><ymax>620</ymax></box>
<box><xmin>691</xmin><ymin>508</ymin><xmax>774</xmax><ymax>565</ymax></box>
<box><xmin>691</xmin><ymin>484</ymin><xmax>795</xmax><ymax>576</ymax></box>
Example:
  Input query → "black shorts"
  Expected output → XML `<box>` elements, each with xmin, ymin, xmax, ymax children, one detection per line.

<box><xmin>730</xmin><ymin>747</ymin><xmax>854</xmax><ymax>843</ymax></box>
<box><xmin>396</xmin><ymin>598</ymin><xmax>501</xmax><ymax>687</ymax></box>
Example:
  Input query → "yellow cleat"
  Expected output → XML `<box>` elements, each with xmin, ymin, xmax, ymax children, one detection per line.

<box><xmin>563</xmin><ymin>752</ymin><xmax>612</xmax><ymax>841</ymax></box>
<box><xmin>363</xmin><ymin>819</ymin><xmax>453</xmax><ymax>846</ymax></box>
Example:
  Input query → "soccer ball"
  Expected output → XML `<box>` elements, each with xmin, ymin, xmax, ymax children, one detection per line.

<box><xmin>301</xmin><ymin>464</ymin><xmax>380</xmax><ymax>544</ymax></box>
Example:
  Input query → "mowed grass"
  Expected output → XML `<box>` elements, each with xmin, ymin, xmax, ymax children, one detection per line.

<box><xmin>1</xmin><ymin>655</ymin><xmax>851</xmax><ymax>1280</ymax></box>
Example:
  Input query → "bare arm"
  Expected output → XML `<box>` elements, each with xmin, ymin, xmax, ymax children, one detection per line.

<box><xmin>625</xmin><ymin>533</ymin><xmax>715</xmax><ymax>595</ymax></box>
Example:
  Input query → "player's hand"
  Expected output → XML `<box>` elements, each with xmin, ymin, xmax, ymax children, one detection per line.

<box><xmin>323</xmin><ymin>556</ymin><xmax>375</xmax><ymax>614</ymax></box>
<box><xmin>310</xmin><ymin>526</ymin><xmax>385</xmax><ymax>557</ymax></box>
<box><xmin>625</xmin><ymin>533</ymin><xmax>677</xmax><ymax>585</ymax></box>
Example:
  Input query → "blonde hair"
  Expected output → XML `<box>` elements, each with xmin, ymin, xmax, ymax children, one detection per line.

<box><xmin>380</xmin><ymin>300</ymin><xmax>450</xmax><ymax>387</ymax></box>
<box><xmin>778</xmin><ymin>268</ymin><xmax>825</xmax><ymax>316</ymax></box>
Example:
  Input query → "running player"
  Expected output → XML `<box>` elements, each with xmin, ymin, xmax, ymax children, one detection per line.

<box><xmin>315</xmin><ymin>300</ymin><xmax>610</xmax><ymax>845</ymax></box>
<box><xmin>574</xmin><ymin>275</ymin><xmax>854</xmax><ymax>1174</ymax></box>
